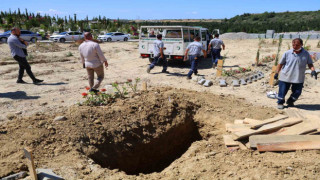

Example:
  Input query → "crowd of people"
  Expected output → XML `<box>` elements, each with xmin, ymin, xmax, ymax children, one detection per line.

<box><xmin>7</xmin><ymin>27</ymin><xmax>317</xmax><ymax>109</ymax></box>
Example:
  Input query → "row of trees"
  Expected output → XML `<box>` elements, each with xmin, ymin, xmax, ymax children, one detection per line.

<box><xmin>0</xmin><ymin>8</ymin><xmax>138</xmax><ymax>36</ymax></box>
<box><xmin>1</xmin><ymin>9</ymin><xmax>320</xmax><ymax>35</ymax></box>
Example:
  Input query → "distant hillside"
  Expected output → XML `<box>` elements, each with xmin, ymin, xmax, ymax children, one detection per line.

<box><xmin>138</xmin><ymin>10</ymin><xmax>320</xmax><ymax>33</ymax></box>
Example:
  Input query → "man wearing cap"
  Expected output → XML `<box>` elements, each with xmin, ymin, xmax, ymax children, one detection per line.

<box><xmin>8</xmin><ymin>27</ymin><xmax>43</xmax><ymax>84</ymax></box>
<box><xmin>184</xmin><ymin>36</ymin><xmax>207</xmax><ymax>79</ymax></box>
<box><xmin>79</xmin><ymin>32</ymin><xmax>108</xmax><ymax>93</ymax></box>
<box><xmin>274</xmin><ymin>38</ymin><xmax>317</xmax><ymax>109</ymax></box>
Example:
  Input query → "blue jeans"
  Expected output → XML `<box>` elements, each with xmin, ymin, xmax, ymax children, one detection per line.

<box><xmin>211</xmin><ymin>49</ymin><xmax>221</xmax><ymax>65</ymax></box>
<box><xmin>187</xmin><ymin>55</ymin><xmax>200</xmax><ymax>77</ymax></box>
<box><xmin>149</xmin><ymin>56</ymin><xmax>167</xmax><ymax>71</ymax></box>
<box><xmin>277</xmin><ymin>81</ymin><xmax>303</xmax><ymax>104</ymax></box>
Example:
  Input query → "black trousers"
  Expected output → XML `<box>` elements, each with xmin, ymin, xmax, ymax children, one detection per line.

<box><xmin>13</xmin><ymin>55</ymin><xmax>36</xmax><ymax>80</ymax></box>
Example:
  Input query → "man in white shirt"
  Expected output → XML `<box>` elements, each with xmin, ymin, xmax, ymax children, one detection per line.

<box><xmin>147</xmin><ymin>34</ymin><xmax>168</xmax><ymax>73</ymax></box>
<box><xmin>207</xmin><ymin>34</ymin><xmax>225</xmax><ymax>68</ymax></box>
<box><xmin>184</xmin><ymin>36</ymin><xmax>207</xmax><ymax>79</ymax></box>
<box><xmin>79</xmin><ymin>32</ymin><xmax>108</xmax><ymax>93</ymax></box>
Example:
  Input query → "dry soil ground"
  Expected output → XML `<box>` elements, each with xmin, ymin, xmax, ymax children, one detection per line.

<box><xmin>0</xmin><ymin>39</ymin><xmax>320</xmax><ymax>180</ymax></box>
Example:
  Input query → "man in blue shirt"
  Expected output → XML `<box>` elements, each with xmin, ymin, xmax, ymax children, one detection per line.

<box><xmin>184</xmin><ymin>36</ymin><xmax>207</xmax><ymax>79</ymax></box>
<box><xmin>8</xmin><ymin>27</ymin><xmax>43</xmax><ymax>84</ymax></box>
<box><xmin>274</xmin><ymin>38</ymin><xmax>317</xmax><ymax>109</ymax></box>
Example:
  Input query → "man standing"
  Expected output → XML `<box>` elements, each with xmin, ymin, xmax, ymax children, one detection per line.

<box><xmin>208</xmin><ymin>34</ymin><xmax>225</xmax><ymax>68</ymax></box>
<box><xmin>274</xmin><ymin>38</ymin><xmax>317</xmax><ymax>109</ymax></box>
<box><xmin>147</xmin><ymin>34</ymin><xmax>168</xmax><ymax>73</ymax></box>
<box><xmin>184</xmin><ymin>36</ymin><xmax>207</xmax><ymax>79</ymax></box>
<box><xmin>8</xmin><ymin>27</ymin><xmax>43</xmax><ymax>84</ymax></box>
<box><xmin>79</xmin><ymin>32</ymin><xmax>108</xmax><ymax>93</ymax></box>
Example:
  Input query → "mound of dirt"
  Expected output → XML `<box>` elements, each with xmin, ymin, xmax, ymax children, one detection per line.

<box><xmin>29</xmin><ymin>43</ymin><xmax>64</xmax><ymax>53</ymax></box>
<box><xmin>0</xmin><ymin>87</ymin><xmax>278</xmax><ymax>179</ymax></box>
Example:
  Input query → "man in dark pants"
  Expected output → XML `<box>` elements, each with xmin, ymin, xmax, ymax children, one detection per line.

<box><xmin>7</xmin><ymin>27</ymin><xmax>43</xmax><ymax>84</ymax></box>
<box><xmin>147</xmin><ymin>34</ymin><xmax>168</xmax><ymax>73</ymax></box>
<box><xmin>184</xmin><ymin>36</ymin><xmax>207</xmax><ymax>79</ymax></box>
<box><xmin>274</xmin><ymin>38</ymin><xmax>317</xmax><ymax>109</ymax></box>
<box><xmin>207</xmin><ymin>34</ymin><xmax>225</xmax><ymax>68</ymax></box>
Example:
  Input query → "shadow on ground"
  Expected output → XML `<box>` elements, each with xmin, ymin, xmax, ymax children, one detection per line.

<box><xmin>295</xmin><ymin>104</ymin><xmax>320</xmax><ymax>111</ymax></box>
<box><xmin>0</xmin><ymin>91</ymin><xmax>40</xmax><ymax>100</ymax></box>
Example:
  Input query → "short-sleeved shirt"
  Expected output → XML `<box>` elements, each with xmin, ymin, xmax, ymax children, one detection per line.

<box><xmin>79</xmin><ymin>40</ymin><xmax>107</xmax><ymax>68</ymax></box>
<box><xmin>279</xmin><ymin>48</ymin><xmax>313</xmax><ymax>83</ymax></box>
<box><xmin>209</xmin><ymin>38</ymin><xmax>224</xmax><ymax>49</ymax></box>
<box><xmin>153</xmin><ymin>40</ymin><xmax>164</xmax><ymax>57</ymax></box>
<box><xmin>8</xmin><ymin>34</ymin><xmax>27</xmax><ymax>58</ymax></box>
<box><xmin>187</xmin><ymin>41</ymin><xmax>205</xmax><ymax>56</ymax></box>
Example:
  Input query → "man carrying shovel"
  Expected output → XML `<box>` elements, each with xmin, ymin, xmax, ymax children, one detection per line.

<box><xmin>274</xmin><ymin>38</ymin><xmax>317</xmax><ymax>109</ymax></box>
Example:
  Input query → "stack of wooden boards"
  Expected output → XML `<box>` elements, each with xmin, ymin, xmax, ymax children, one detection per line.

<box><xmin>224</xmin><ymin>113</ymin><xmax>320</xmax><ymax>152</ymax></box>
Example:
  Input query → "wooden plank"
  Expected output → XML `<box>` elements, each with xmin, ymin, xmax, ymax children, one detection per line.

<box><xmin>223</xmin><ymin>135</ymin><xmax>239</xmax><ymax>146</ymax></box>
<box><xmin>269</xmin><ymin>66</ymin><xmax>277</xmax><ymax>86</ymax></box>
<box><xmin>257</xmin><ymin>139</ymin><xmax>320</xmax><ymax>152</ymax></box>
<box><xmin>275</xmin><ymin>122</ymin><xmax>318</xmax><ymax>135</ymax></box>
<box><xmin>234</xmin><ymin>118</ymin><xmax>302</xmax><ymax>140</ymax></box>
<box><xmin>243</xmin><ymin>118</ymin><xmax>261</xmax><ymax>125</ymax></box>
<box><xmin>234</xmin><ymin>119</ymin><xmax>244</xmax><ymax>124</ymax></box>
<box><xmin>226</xmin><ymin>123</ymin><xmax>251</xmax><ymax>133</ymax></box>
<box><xmin>216</xmin><ymin>60</ymin><xmax>223</xmax><ymax>77</ymax></box>
<box><xmin>24</xmin><ymin>147</ymin><xmax>38</xmax><ymax>180</ymax></box>
<box><xmin>250</xmin><ymin>114</ymin><xmax>288</xmax><ymax>129</ymax></box>
<box><xmin>238</xmin><ymin>142</ymin><xmax>248</xmax><ymax>150</ymax></box>
<box><xmin>250</xmin><ymin>135</ymin><xmax>320</xmax><ymax>148</ymax></box>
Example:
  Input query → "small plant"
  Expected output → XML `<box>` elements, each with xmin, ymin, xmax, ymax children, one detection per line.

<box><xmin>66</xmin><ymin>51</ymin><xmax>73</xmax><ymax>57</ymax></box>
<box><xmin>222</xmin><ymin>67</ymin><xmax>251</xmax><ymax>77</ymax></box>
<box><xmin>28</xmin><ymin>53</ymin><xmax>35</xmax><ymax>61</ymax></box>
<box><xmin>81</xmin><ymin>87</ymin><xmax>115</xmax><ymax>106</ymax></box>
<box><xmin>126</xmin><ymin>78</ymin><xmax>140</xmax><ymax>93</ymax></box>
<box><xmin>112</xmin><ymin>81</ymin><xmax>128</xmax><ymax>98</ymax></box>
<box><xmin>261</xmin><ymin>55</ymin><xmax>275</xmax><ymax>63</ymax></box>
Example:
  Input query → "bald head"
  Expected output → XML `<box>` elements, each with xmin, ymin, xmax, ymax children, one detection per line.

<box><xmin>11</xmin><ymin>27</ymin><xmax>21</xmax><ymax>36</ymax></box>
<box><xmin>84</xmin><ymin>32</ymin><xmax>93</xmax><ymax>40</ymax></box>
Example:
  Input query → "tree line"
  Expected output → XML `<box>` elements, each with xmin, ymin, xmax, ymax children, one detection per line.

<box><xmin>1</xmin><ymin>9</ymin><xmax>320</xmax><ymax>35</ymax></box>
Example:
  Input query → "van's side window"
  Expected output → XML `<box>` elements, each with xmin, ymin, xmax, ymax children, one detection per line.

<box><xmin>190</xmin><ymin>29</ymin><xmax>195</xmax><ymax>42</ymax></box>
<box><xmin>183</xmin><ymin>29</ymin><xmax>190</xmax><ymax>42</ymax></box>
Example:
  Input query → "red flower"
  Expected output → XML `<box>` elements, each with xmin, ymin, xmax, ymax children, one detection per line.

<box><xmin>100</xmin><ymin>88</ymin><xmax>106</xmax><ymax>92</ymax></box>
<box><xmin>85</xmin><ymin>86</ymin><xmax>90</xmax><ymax>90</ymax></box>
<box><xmin>127</xmin><ymin>79</ymin><xmax>132</xmax><ymax>82</ymax></box>
<box><xmin>82</xmin><ymin>92</ymin><xmax>88</xmax><ymax>97</ymax></box>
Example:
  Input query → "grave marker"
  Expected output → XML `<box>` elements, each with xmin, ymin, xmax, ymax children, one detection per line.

<box><xmin>216</xmin><ymin>60</ymin><xmax>224</xmax><ymax>77</ymax></box>
<box><xmin>24</xmin><ymin>147</ymin><xmax>38</xmax><ymax>180</ymax></box>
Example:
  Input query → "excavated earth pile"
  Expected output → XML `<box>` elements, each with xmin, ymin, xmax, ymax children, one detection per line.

<box><xmin>2</xmin><ymin>87</ymin><xmax>320</xmax><ymax>179</ymax></box>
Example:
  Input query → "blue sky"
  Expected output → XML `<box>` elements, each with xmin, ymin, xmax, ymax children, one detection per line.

<box><xmin>1</xmin><ymin>0</ymin><xmax>319</xmax><ymax>20</ymax></box>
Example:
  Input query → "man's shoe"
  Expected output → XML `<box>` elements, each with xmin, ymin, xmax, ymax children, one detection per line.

<box><xmin>194</xmin><ymin>71</ymin><xmax>198</xmax><ymax>75</ymax></box>
<box><xmin>33</xmin><ymin>79</ymin><xmax>43</xmax><ymax>84</ymax></box>
<box><xmin>277</xmin><ymin>104</ymin><xmax>284</xmax><ymax>109</ymax></box>
<box><xmin>147</xmin><ymin>66</ymin><xmax>151</xmax><ymax>73</ymax></box>
<box><xmin>89</xmin><ymin>88</ymin><xmax>99</xmax><ymax>94</ymax></box>
<box><xmin>161</xmin><ymin>70</ymin><xmax>169</xmax><ymax>73</ymax></box>
<box><xmin>286</xmin><ymin>100</ymin><xmax>295</xmax><ymax>107</ymax></box>
<box><xmin>186</xmin><ymin>76</ymin><xmax>192</xmax><ymax>80</ymax></box>
<box><xmin>16</xmin><ymin>79</ymin><xmax>27</xmax><ymax>84</ymax></box>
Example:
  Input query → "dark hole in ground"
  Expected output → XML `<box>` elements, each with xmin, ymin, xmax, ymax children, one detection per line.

<box><xmin>88</xmin><ymin>118</ymin><xmax>202</xmax><ymax>175</ymax></box>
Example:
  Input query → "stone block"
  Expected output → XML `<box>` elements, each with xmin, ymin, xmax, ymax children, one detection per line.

<box><xmin>198</xmin><ymin>79</ymin><xmax>206</xmax><ymax>85</ymax></box>
<box><xmin>219</xmin><ymin>79</ymin><xmax>227</xmax><ymax>87</ymax></box>
<box><xmin>240</xmin><ymin>79</ymin><xmax>247</xmax><ymax>85</ymax></box>
<box><xmin>203</xmin><ymin>80</ymin><xmax>213</xmax><ymax>87</ymax></box>
<box><xmin>232</xmin><ymin>80</ymin><xmax>240</xmax><ymax>87</ymax></box>
<box><xmin>53</xmin><ymin>116</ymin><xmax>67</xmax><ymax>121</ymax></box>
<box><xmin>1</xmin><ymin>171</ymin><xmax>27</xmax><ymax>180</ymax></box>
